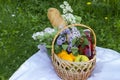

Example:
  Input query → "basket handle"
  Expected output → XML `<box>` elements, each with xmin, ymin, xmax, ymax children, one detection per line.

<box><xmin>52</xmin><ymin>24</ymin><xmax>96</xmax><ymax>56</ymax></box>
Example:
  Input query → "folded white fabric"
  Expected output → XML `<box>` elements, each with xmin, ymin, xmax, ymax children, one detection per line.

<box><xmin>9</xmin><ymin>47</ymin><xmax>120</xmax><ymax>80</ymax></box>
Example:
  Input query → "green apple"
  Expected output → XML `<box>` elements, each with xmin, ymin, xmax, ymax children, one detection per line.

<box><xmin>75</xmin><ymin>55</ymin><xmax>89</xmax><ymax>62</ymax></box>
<box><xmin>81</xmin><ymin>55</ymin><xmax>89</xmax><ymax>62</ymax></box>
<box><xmin>75</xmin><ymin>55</ymin><xmax>82</xmax><ymax>62</ymax></box>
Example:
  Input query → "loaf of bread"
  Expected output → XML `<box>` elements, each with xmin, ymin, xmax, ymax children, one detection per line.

<box><xmin>47</xmin><ymin>8</ymin><xmax>67</xmax><ymax>28</ymax></box>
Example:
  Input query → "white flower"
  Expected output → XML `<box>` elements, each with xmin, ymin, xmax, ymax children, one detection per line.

<box><xmin>11</xmin><ymin>14</ymin><xmax>15</xmax><ymax>17</ymax></box>
<box><xmin>71</xmin><ymin>20</ymin><xmax>76</xmax><ymax>23</ymax></box>
<box><xmin>60</xmin><ymin>1</ymin><xmax>78</xmax><ymax>24</ymax></box>
<box><xmin>63</xmin><ymin>9</ymin><xmax>67</xmax><ymax>14</ymax></box>
<box><xmin>37</xmin><ymin>32</ymin><xmax>44</xmax><ymax>36</ymax></box>
<box><xmin>65</xmin><ymin>5</ymin><xmax>73</xmax><ymax>13</ymax></box>
<box><xmin>32</xmin><ymin>32</ymin><xmax>44</xmax><ymax>40</ymax></box>
<box><xmin>63</xmin><ymin>1</ymin><xmax>69</xmax><ymax>6</ymax></box>
<box><xmin>60</xmin><ymin>1</ymin><xmax>73</xmax><ymax>14</ymax></box>
<box><xmin>70</xmin><ymin>8</ymin><xmax>73</xmax><ymax>13</ymax></box>
<box><xmin>60</xmin><ymin>4</ymin><xmax>65</xmax><ymax>9</ymax></box>
<box><xmin>32</xmin><ymin>34</ymin><xmax>37</xmax><ymax>40</ymax></box>
<box><xmin>44</xmin><ymin>27</ymin><xmax>55</xmax><ymax>34</ymax></box>
<box><xmin>62</xmin><ymin>13</ymin><xmax>76</xmax><ymax>24</ymax></box>
<box><xmin>69</xmin><ymin>13</ymin><xmax>73</xmax><ymax>18</ymax></box>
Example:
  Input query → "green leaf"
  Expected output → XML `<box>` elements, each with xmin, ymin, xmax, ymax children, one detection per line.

<box><xmin>81</xmin><ymin>38</ymin><xmax>89</xmax><ymax>48</ymax></box>
<box><xmin>71</xmin><ymin>47</ymin><xmax>78</xmax><ymax>56</ymax></box>
<box><xmin>62</xmin><ymin>44</ymin><xmax>68</xmax><ymax>50</ymax></box>
<box><xmin>72</xmin><ymin>38</ymin><xmax>76</xmax><ymax>45</ymax></box>
<box><xmin>75</xmin><ymin>38</ymin><xmax>81</xmax><ymax>46</ymax></box>
<box><xmin>75</xmin><ymin>15</ymin><xmax>82</xmax><ymax>23</ymax></box>
<box><xmin>44</xmin><ymin>33</ymin><xmax>50</xmax><ymax>38</ymax></box>
<box><xmin>81</xmin><ymin>31</ymin><xmax>86</xmax><ymax>37</ymax></box>
<box><xmin>84</xmin><ymin>38</ymin><xmax>89</xmax><ymax>45</ymax></box>
<box><xmin>54</xmin><ymin>45</ymin><xmax>62</xmax><ymax>54</ymax></box>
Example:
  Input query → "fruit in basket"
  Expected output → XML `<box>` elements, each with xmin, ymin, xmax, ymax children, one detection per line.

<box><xmin>69</xmin><ymin>53</ymin><xmax>76</xmax><ymax>61</ymax></box>
<box><xmin>61</xmin><ymin>54</ymin><xmax>74</xmax><ymax>62</ymax></box>
<box><xmin>57</xmin><ymin>50</ymin><xmax>75</xmax><ymax>62</ymax></box>
<box><xmin>81</xmin><ymin>55</ymin><xmax>89</xmax><ymax>62</ymax></box>
<box><xmin>75</xmin><ymin>55</ymin><xmax>89</xmax><ymax>62</ymax></box>
<box><xmin>57</xmin><ymin>50</ymin><xmax>67</xmax><ymax>58</ymax></box>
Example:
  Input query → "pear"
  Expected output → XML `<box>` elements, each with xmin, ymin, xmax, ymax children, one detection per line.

<box><xmin>75</xmin><ymin>55</ymin><xmax>89</xmax><ymax>62</ymax></box>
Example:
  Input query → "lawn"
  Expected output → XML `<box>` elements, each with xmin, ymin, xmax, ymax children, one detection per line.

<box><xmin>0</xmin><ymin>0</ymin><xmax>120</xmax><ymax>80</ymax></box>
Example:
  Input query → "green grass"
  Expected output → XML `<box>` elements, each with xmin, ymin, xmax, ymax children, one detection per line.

<box><xmin>0</xmin><ymin>0</ymin><xmax>120</xmax><ymax>80</ymax></box>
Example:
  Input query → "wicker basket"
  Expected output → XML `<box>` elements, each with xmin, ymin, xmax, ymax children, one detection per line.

<box><xmin>51</xmin><ymin>24</ymin><xmax>96</xmax><ymax>80</ymax></box>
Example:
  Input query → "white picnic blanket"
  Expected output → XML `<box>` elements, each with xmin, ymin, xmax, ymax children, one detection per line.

<box><xmin>9</xmin><ymin>46</ymin><xmax>120</xmax><ymax>80</ymax></box>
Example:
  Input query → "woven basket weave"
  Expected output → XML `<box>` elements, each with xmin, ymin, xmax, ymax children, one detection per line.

<box><xmin>51</xmin><ymin>24</ymin><xmax>96</xmax><ymax>80</ymax></box>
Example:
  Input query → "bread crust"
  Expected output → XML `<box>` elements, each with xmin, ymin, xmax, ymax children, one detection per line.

<box><xmin>47</xmin><ymin>8</ymin><xmax>66</xmax><ymax>27</ymax></box>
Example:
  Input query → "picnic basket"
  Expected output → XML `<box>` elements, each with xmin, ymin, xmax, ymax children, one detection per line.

<box><xmin>51</xmin><ymin>24</ymin><xmax>96</xmax><ymax>80</ymax></box>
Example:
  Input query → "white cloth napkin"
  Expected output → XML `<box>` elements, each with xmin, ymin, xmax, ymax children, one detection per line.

<box><xmin>9</xmin><ymin>47</ymin><xmax>120</xmax><ymax>80</ymax></box>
